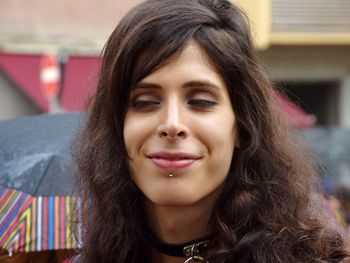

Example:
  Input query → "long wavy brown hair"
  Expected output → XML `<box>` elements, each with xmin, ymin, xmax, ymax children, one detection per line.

<box><xmin>73</xmin><ymin>0</ymin><xmax>350</xmax><ymax>262</ymax></box>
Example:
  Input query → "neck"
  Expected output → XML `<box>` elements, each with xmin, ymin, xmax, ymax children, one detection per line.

<box><xmin>144</xmin><ymin>199</ymin><xmax>214</xmax><ymax>244</ymax></box>
<box><xmin>144</xmin><ymin>193</ymin><xmax>219</xmax><ymax>263</ymax></box>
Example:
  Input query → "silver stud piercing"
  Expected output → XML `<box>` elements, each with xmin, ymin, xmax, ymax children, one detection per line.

<box><xmin>169</xmin><ymin>172</ymin><xmax>174</xmax><ymax>177</ymax></box>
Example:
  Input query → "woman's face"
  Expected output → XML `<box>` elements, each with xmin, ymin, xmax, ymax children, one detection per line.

<box><xmin>124</xmin><ymin>41</ymin><xmax>238</xmax><ymax>206</ymax></box>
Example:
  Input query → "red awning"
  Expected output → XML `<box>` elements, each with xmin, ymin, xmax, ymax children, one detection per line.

<box><xmin>0</xmin><ymin>52</ymin><xmax>315</xmax><ymax>128</ymax></box>
<box><xmin>273</xmin><ymin>91</ymin><xmax>316</xmax><ymax>129</ymax></box>
<box><xmin>60</xmin><ymin>56</ymin><xmax>100</xmax><ymax>111</ymax></box>
<box><xmin>0</xmin><ymin>53</ymin><xmax>46</xmax><ymax>111</ymax></box>
<box><xmin>0</xmin><ymin>53</ymin><xmax>100</xmax><ymax>112</ymax></box>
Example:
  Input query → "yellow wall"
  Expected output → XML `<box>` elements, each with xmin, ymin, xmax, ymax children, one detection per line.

<box><xmin>271</xmin><ymin>33</ymin><xmax>350</xmax><ymax>46</ymax></box>
<box><xmin>231</xmin><ymin>0</ymin><xmax>350</xmax><ymax>48</ymax></box>
<box><xmin>231</xmin><ymin>0</ymin><xmax>271</xmax><ymax>50</ymax></box>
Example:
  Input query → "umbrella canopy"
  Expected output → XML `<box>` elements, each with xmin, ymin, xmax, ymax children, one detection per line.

<box><xmin>0</xmin><ymin>186</ymin><xmax>79</xmax><ymax>255</ymax></box>
<box><xmin>0</xmin><ymin>112</ymin><xmax>80</xmax><ymax>196</ymax></box>
<box><xmin>0</xmin><ymin>113</ymin><xmax>81</xmax><ymax>254</ymax></box>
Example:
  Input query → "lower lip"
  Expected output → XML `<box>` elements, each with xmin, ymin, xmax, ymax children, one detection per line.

<box><xmin>150</xmin><ymin>158</ymin><xmax>197</xmax><ymax>170</ymax></box>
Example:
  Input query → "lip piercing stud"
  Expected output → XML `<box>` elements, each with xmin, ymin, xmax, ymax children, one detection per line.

<box><xmin>169</xmin><ymin>172</ymin><xmax>174</xmax><ymax>177</ymax></box>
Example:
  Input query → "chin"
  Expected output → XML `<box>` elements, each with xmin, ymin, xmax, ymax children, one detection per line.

<box><xmin>147</xmin><ymin>190</ymin><xmax>201</xmax><ymax>206</ymax></box>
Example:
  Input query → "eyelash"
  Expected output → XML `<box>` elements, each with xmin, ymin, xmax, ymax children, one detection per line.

<box><xmin>188</xmin><ymin>99</ymin><xmax>217</xmax><ymax>107</ymax></box>
<box><xmin>132</xmin><ymin>100</ymin><xmax>160</xmax><ymax>109</ymax></box>
<box><xmin>131</xmin><ymin>99</ymin><xmax>217</xmax><ymax>109</ymax></box>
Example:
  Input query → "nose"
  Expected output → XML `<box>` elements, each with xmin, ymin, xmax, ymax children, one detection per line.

<box><xmin>156</xmin><ymin>99</ymin><xmax>187</xmax><ymax>140</ymax></box>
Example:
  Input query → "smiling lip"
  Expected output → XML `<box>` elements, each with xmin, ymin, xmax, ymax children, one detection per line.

<box><xmin>147</xmin><ymin>152</ymin><xmax>200</xmax><ymax>170</ymax></box>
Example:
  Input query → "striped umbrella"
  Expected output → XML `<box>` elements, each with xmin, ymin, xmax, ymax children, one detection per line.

<box><xmin>0</xmin><ymin>113</ymin><xmax>82</xmax><ymax>255</ymax></box>
<box><xmin>0</xmin><ymin>185</ymin><xmax>81</xmax><ymax>255</ymax></box>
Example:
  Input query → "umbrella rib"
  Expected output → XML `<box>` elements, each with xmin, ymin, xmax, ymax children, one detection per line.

<box><xmin>33</xmin><ymin>156</ymin><xmax>55</xmax><ymax>196</ymax></box>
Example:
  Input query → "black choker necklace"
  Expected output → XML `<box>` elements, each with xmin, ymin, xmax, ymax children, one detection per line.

<box><xmin>144</xmin><ymin>231</ymin><xmax>213</xmax><ymax>258</ymax></box>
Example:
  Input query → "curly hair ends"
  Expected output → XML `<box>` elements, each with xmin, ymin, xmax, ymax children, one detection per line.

<box><xmin>72</xmin><ymin>0</ymin><xmax>350</xmax><ymax>262</ymax></box>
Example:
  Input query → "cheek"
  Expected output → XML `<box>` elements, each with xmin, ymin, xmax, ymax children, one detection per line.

<box><xmin>123</xmin><ymin>115</ymin><xmax>153</xmax><ymax>156</ymax></box>
<box><xmin>205</xmin><ymin>134</ymin><xmax>235</xmax><ymax>189</ymax></box>
<box><xmin>209</xmin><ymin>133</ymin><xmax>235</xmax><ymax>169</ymax></box>
<box><xmin>123</xmin><ymin>117</ymin><xmax>134</xmax><ymax>155</ymax></box>
<box><xmin>203</xmin><ymin>115</ymin><xmax>237</xmax><ymax>172</ymax></box>
<box><xmin>123</xmin><ymin>117</ymin><xmax>142</xmax><ymax>184</ymax></box>
<box><xmin>199</xmin><ymin>112</ymin><xmax>237</xmax><ymax>153</ymax></box>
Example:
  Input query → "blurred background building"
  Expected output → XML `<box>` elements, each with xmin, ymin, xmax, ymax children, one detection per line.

<box><xmin>0</xmin><ymin>0</ymin><xmax>350</xmax><ymax>127</ymax></box>
<box><xmin>236</xmin><ymin>0</ymin><xmax>350</xmax><ymax>127</ymax></box>
<box><xmin>0</xmin><ymin>0</ymin><xmax>349</xmax><ymax>125</ymax></box>
<box><xmin>0</xmin><ymin>0</ymin><xmax>350</xmax><ymax>184</ymax></box>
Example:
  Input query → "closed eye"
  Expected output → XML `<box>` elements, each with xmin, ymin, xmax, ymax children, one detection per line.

<box><xmin>132</xmin><ymin>100</ymin><xmax>160</xmax><ymax>109</ymax></box>
<box><xmin>188</xmin><ymin>99</ymin><xmax>217</xmax><ymax>107</ymax></box>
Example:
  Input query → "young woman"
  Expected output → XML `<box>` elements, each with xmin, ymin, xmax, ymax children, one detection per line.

<box><xmin>72</xmin><ymin>0</ymin><xmax>350</xmax><ymax>262</ymax></box>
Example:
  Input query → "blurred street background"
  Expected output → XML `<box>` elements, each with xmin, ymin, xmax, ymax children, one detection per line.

<box><xmin>0</xmin><ymin>0</ymin><xmax>350</xmax><ymax>260</ymax></box>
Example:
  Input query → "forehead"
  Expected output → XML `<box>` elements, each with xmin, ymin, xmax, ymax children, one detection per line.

<box><xmin>137</xmin><ymin>40</ymin><xmax>225</xmax><ymax>88</ymax></box>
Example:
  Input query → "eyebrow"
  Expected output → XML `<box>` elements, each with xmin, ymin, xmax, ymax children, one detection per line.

<box><xmin>133</xmin><ymin>80</ymin><xmax>221</xmax><ymax>90</ymax></box>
